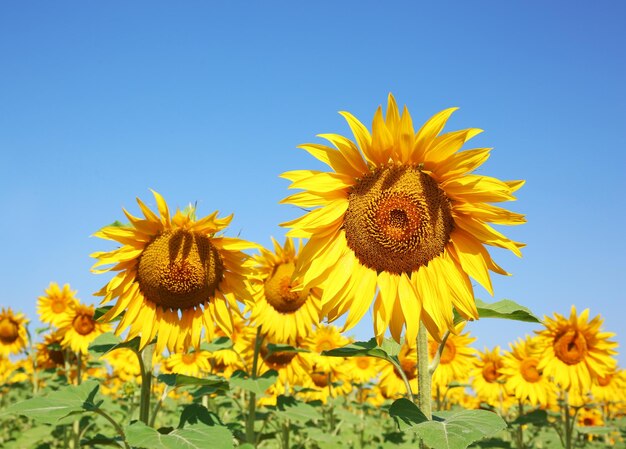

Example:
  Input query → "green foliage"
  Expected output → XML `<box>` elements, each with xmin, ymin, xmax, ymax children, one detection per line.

<box><xmin>156</xmin><ymin>373</ymin><xmax>229</xmax><ymax>391</ymax></box>
<box><xmin>199</xmin><ymin>336</ymin><xmax>233</xmax><ymax>352</ymax></box>
<box><xmin>322</xmin><ymin>337</ymin><xmax>401</xmax><ymax>363</ymax></box>
<box><xmin>88</xmin><ymin>332</ymin><xmax>141</xmax><ymax>356</ymax></box>
<box><xmin>455</xmin><ymin>299</ymin><xmax>541</xmax><ymax>324</ymax></box>
<box><xmin>125</xmin><ymin>421</ymin><xmax>233</xmax><ymax>449</ymax></box>
<box><xmin>229</xmin><ymin>370</ymin><xmax>278</xmax><ymax>395</ymax></box>
<box><xmin>274</xmin><ymin>395</ymin><xmax>322</xmax><ymax>422</ymax></box>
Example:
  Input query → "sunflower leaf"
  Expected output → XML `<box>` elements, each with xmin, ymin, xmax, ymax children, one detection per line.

<box><xmin>88</xmin><ymin>332</ymin><xmax>141</xmax><ymax>356</ymax></box>
<box><xmin>511</xmin><ymin>409</ymin><xmax>548</xmax><ymax>426</ymax></box>
<box><xmin>157</xmin><ymin>374</ymin><xmax>229</xmax><ymax>391</ymax></box>
<box><xmin>274</xmin><ymin>395</ymin><xmax>322</xmax><ymax>422</ymax></box>
<box><xmin>390</xmin><ymin>400</ymin><xmax>507</xmax><ymax>449</ymax></box>
<box><xmin>125</xmin><ymin>421</ymin><xmax>233</xmax><ymax>449</ymax></box>
<box><xmin>321</xmin><ymin>337</ymin><xmax>398</xmax><ymax>362</ymax></box>
<box><xmin>455</xmin><ymin>299</ymin><xmax>540</xmax><ymax>324</ymax></box>
<box><xmin>199</xmin><ymin>336</ymin><xmax>233</xmax><ymax>352</ymax></box>
<box><xmin>229</xmin><ymin>370</ymin><xmax>278</xmax><ymax>395</ymax></box>
<box><xmin>265</xmin><ymin>343</ymin><xmax>309</xmax><ymax>356</ymax></box>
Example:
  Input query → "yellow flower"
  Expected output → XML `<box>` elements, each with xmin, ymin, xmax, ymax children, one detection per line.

<box><xmin>471</xmin><ymin>346</ymin><xmax>506</xmax><ymax>405</ymax></box>
<box><xmin>428</xmin><ymin>323</ymin><xmax>476</xmax><ymax>391</ymax></box>
<box><xmin>249</xmin><ymin>237</ymin><xmax>321</xmax><ymax>344</ymax></box>
<box><xmin>592</xmin><ymin>368</ymin><xmax>626</xmax><ymax>407</ymax></box>
<box><xmin>163</xmin><ymin>350</ymin><xmax>211</xmax><ymax>377</ymax></box>
<box><xmin>36</xmin><ymin>329</ymin><xmax>70</xmax><ymax>370</ymax></box>
<box><xmin>347</xmin><ymin>356</ymin><xmax>383</xmax><ymax>385</ymax></box>
<box><xmin>300</xmin><ymin>325</ymin><xmax>351</xmax><ymax>373</ymax></box>
<box><xmin>501</xmin><ymin>336</ymin><xmax>554</xmax><ymax>407</ymax></box>
<box><xmin>92</xmin><ymin>191</ymin><xmax>258</xmax><ymax>354</ymax></box>
<box><xmin>378</xmin><ymin>339</ymin><xmax>418</xmax><ymax>400</ymax></box>
<box><xmin>37</xmin><ymin>282</ymin><xmax>78</xmax><ymax>327</ymax></box>
<box><xmin>58</xmin><ymin>303</ymin><xmax>109</xmax><ymax>355</ymax></box>
<box><xmin>281</xmin><ymin>95</ymin><xmax>524</xmax><ymax>343</ymax></box>
<box><xmin>536</xmin><ymin>306</ymin><xmax>617</xmax><ymax>391</ymax></box>
<box><xmin>0</xmin><ymin>307</ymin><xmax>29</xmax><ymax>356</ymax></box>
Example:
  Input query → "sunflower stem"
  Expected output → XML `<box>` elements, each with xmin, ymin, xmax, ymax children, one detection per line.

<box><xmin>417</xmin><ymin>321</ymin><xmax>432</xmax><ymax>420</ymax></box>
<box><xmin>138</xmin><ymin>343</ymin><xmax>155</xmax><ymax>426</ymax></box>
<box><xmin>246</xmin><ymin>326</ymin><xmax>263</xmax><ymax>447</ymax></box>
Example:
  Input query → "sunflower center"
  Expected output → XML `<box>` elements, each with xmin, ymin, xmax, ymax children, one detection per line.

<box><xmin>554</xmin><ymin>330</ymin><xmax>588</xmax><ymax>365</ymax></box>
<box><xmin>137</xmin><ymin>230</ymin><xmax>224</xmax><ymax>310</ymax></box>
<box><xmin>316</xmin><ymin>338</ymin><xmax>334</xmax><ymax>352</ymax></box>
<box><xmin>344</xmin><ymin>165</ymin><xmax>454</xmax><ymax>274</ymax></box>
<box><xmin>182</xmin><ymin>353</ymin><xmax>197</xmax><ymax>365</ymax></box>
<box><xmin>597</xmin><ymin>374</ymin><xmax>612</xmax><ymax>387</ymax></box>
<box><xmin>583</xmin><ymin>418</ymin><xmax>594</xmax><ymax>426</ymax></box>
<box><xmin>0</xmin><ymin>318</ymin><xmax>19</xmax><ymax>344</ymax></box>
<box><xmin>428</xmin><ymin>339</ymin><xmax>457</xmax><ymax>364</ymax></box>
<box><xmin>356</xmin><ymin>357</ymin><xmax>370</xmax><ymax>370</ymax></box>
<box><xmin>520</xmin><ymin>358</ymin><xmax>541</xmax><ymax>383</ymax></box>
<box><xmin>311</xmin><ymin>371</ymin><xmax>330</xmax><ymax>388</ymax></box>
<box><xmin>51</xmin><ymin>299</ymin><xmax>66</xmax><ymax>314</ymax></box>
<box><xmin>72</xmin><ymin>313</ymin><xmax>96</xmax><ymax>336</ymax></box>
<box><xmin>482</xmin><ymin>361</ymin><xmax>501</xmax><ymax>383</ymax></box>
<box><xmin>264</xmin><ymin>262</ymin><xmax>307</xmax><ymax>313</ymax></box>
<box><xmin>394</xmin><ymin>358</ymin><xmax>417</xmax><ymax>381</ymax></box>
<box><xmin>261</xmin><ymin>346</ymin><xmax>297</xmax><ymax>369</ymax></box>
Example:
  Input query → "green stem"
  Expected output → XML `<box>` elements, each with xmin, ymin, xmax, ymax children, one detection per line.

<box><xmin>138</xmin><ymin>343</ymin><xmax>155</xmax><ymax>425</ymax></box>
<box><xmin>390</xmin><ymin>357</ymin><xmax>414</xmax><ymax>402</ymax></box>
<box><xmin>515</xmin><ymin>399</ymin><xmax>525</xmax><ymax>449</ymax></box>
<box><xmin>417</xmin><ymin>321</ymin><xmax>432</xmax><ymax>420</ymax></box>
<box><xmin>246</xmin><ymin>326</ymin><xmax>263</xmax><ymax>447</ymax></box>
<box><xmin>94</xmin><ymin>408</ymin><xmax>131</xmax><ymax>449</ymax></box>
<box><xmin>282</xmin><ymin>419</ymin><xmax>290</xmax><ymax>449</ymax></box>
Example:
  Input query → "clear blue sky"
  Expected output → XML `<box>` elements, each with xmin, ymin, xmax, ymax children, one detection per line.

<box><xmin>1</xmin><ymin>2</ymin><xmax>624</xmax><ymax>363</ymax></box>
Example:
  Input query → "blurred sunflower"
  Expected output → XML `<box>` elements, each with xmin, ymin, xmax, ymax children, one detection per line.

<box><xmin>249</xmin><ymin>237</ymin><xmax>321</xmax><ymax>344</ymax></box>
<box><xmin>163</xmin><ymin>350</ymin><xmax>211</xmax><ymax>377</ymax></box>
<box><xmin>37</xmin><ymin>282</ymin><xmax>78</xmax><ymax>327</ymax></box>
<box><xmin>36</xmin><ymin>329</ymin><xmax>70</xmax><ymax>370</ymax></box>
<box><xmin>301</xmin><ymin>325</ymin><xmax>350</xmax><ymax>373</ymax></box>
<box><xmin>58</xmin><ymin>303</ymin><xmax>109</xmax><ymax>354</ymax></box>
<box><xmin>281</xmin><ymin>94</ymin><xmax>524</xmax><ymax>343</ymax></box>
<box><xmin>0</xmin><ymin>307</ymin><xmax>29</xmax><ymax>356</ymax></box>
<box><xmin>536</xmin><ymin>306</ymin><xmax>617</xmax><ymax>391</ymax></box>
<box><xmin>428</xmin><ymin>323</ymin><xmax>476</xmax><ymax>391</ymax></box>
<box><xmin>92</xmin><ymin>191</ymin><xmax>257</xmax><ymax>354</ymax></box>
<box><xmin>501</xmin><ymin>336</ymin><xmax>553</xmax><ymax>407</ymax></box>
<box><xmin>471</xmin><ymin>346</ymin><xmax>506</xmax><ymax>404</ymax></box>
<box><xmin>592</xmin><ymin>368</ymin><xmax>625</xmax><ymax>407</ymax></box>
<box><xmin>347</xmin><ymin>356</ymin><xmax>382</xmax><ymax>385</ymax></box>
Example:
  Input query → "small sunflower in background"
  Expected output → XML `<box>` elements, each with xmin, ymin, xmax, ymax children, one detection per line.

<box><xmin>536</xmin><ymin>306</ymin><xmax>617</xmax><ymax>391</ymax></box>
<box><xmin>347</xmin><ymin>356</ymin><xmax>383</xmax><ymax>386</ymax></box>
<box><xmin>281</xmin><ymin>94</ymin><xmax>525</xmax><ymax>344</ymax></box>
<box><xmin>501</xmin><ymin>336</ymin><xmax>554</xmax><ymax>408</ymax></box>
<box><xmin>248</xmin><ymin>237</ymin><xmax>321</xmax><ymax>344</ymax></box>
<box><xmin>58</xmin><ymin>303</ymin><xmax>109</xmax><ymax>355</ymax></box>
<box><xmin>592</xmin><ymin>368</ymin><xmax>626</xmax><ymax>414</ymax></box>
<box><xmin>0</xmin><ymin>307</ymin><xmax>29</xmax><ymax>356</ymax></box>
<box><xmin>163</xmin><ymin>349</ymin><xmax>211</xmax><ymax>377</ymax></box>
<box><xmin>428</xmin><ymin>323</ymin><xmax>476</xmax><ymax>394</ymax></box>
<box><xmin>36</xmin><ymin>329</ymin><xmax>71</xmax><ymax>370</ymax></box>
<box><xmin>301</xmin><ymin>325</ymin><xmax>350</xmax><ymax>373</ymax></box>
<box><xmin>471</xmin><ymin>346</ymin><xmax>506</xmax><ymax>405</ymax></box>
<box><xmin>37</xmin><ymin>282</ymin><xmax>78</xmax><ymax>327</ymax></box>
<box><xmin>92</xmin><ymin>191</ymin><xmax>258</xmax><ymax>354</ymax></box>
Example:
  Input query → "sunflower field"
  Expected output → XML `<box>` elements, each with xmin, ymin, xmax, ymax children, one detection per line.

<box><xmin>1</xmin><ymin>97</ymin><xmax>623</xmax><ymax>449</ymax></box>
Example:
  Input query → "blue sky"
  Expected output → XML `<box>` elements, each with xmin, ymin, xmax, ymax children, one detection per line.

<box><xmin>1</xmin><ymin>2</ymin><xmax>624</xmax><ymax>363</ymax></box>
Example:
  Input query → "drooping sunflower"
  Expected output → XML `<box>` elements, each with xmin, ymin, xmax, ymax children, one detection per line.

<box><xmin>428</xmin><ymin>323</ymin><xmax>476</xmax><ymax>392</ymax></box>
<box><xmin>471</xmin><ymin>346</ymin><xmax>507</xmax><ymax>405</ymax></box>
<box><xmin>37</xmin><ymin>282</ymin><xmax>78</xmax><ymax>327</ymax></box>
<box><xmin>248</xmin><ymin>237</ymin><xmax>321</xmax><ymax>344</ymax></box>
<box><xmin>501</xmin><ymin>336</ymin><xmax>554</xmax><ymax>407</ymax></box>
<box><xmin>92</xmin><ymin>191</ymin><xmax>258</xmax><ymax>354</ymax></box>
<box><xmin>536</xmin><ymin>306</ymin><xmax>617</xmax><ymax>392</ymax></box>
<box><xmin>58</xmin><ymin>303</ymin><xmax>110</xmax><ymax>355</ymax></box>
<box><xmin>281</xmin><ymin>95</ymin><xmax>525</xmax><ymax>343</ymax></box>
<box><xmin>0</xmin><ymin>307</ymin><xmax>29</xmax><ymax>356</ymax></box>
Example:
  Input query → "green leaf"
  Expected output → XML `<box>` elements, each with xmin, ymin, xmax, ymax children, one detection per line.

<box><xmin>156</xmin><ymin>373</ymin><xmax>229</xmax><ymax>391</ymax></box>
<box><xmin>389</xmin><ymin>400</ymin><xmax>506</xmax><ymax>449</ymax></box>
<box><xmin>455</xmin><ymin>299</ymin><xmax>540</xmax><ymax>324</ymax></box>
<box><xmin>265</xmin><ymin>343</ymin><xmax>309</xmax><ymax>356</ymax></box>
<box><xmin>94</xmin><ymin>306</ymin><xmax>113</xmax><ymax>321</ymax></box>
<box><xmin>199</xmin><ymin>336</ymin><xmax>233</xmax><ymax>352</ymax></box>
<box><xmin>88</xmin><ymin>332</ymin><xmax>140</xmax><ymax>356</ymax></box>
<box><xmin>322</xmin><ymin>338</ymin><xmax>399</xmax><ymax>365</ymax></box>
<box><xmin>178</xmin><ymin>403</ymin><xmax>222</xmax><ymax>428</ymax></box>
<box><xmin>511</xmin><ymin>409</ymin><xmax>548</xmax><ymax>426</ymax></box>
<box><xmin>576</xmin><ymin>426</ymin><xmax>615</xmax><ymax>435</ymax></box>
<box><xmin>2</xmin><ymin>380</ymin><xmax>103</xmax><ymax>424</ymax></box>
<box><xmin>229</xmin><ymin>370</ymin><xmax>278</xmax><ymax>395</ymax></box>
<box><xmin>125</xmin><ymin>421</ymin><xmax>233</xmax><ymax>449</ymax></box>
<box><xmin>275</xmin><ymin>395</ymin><xmax>322</xmax><ymax>422</ymax></box>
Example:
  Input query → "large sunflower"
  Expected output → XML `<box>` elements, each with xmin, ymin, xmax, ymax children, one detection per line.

<box><xmin>37</xmin><ymin>282</ymin><xmax>78</xmax><ymax>327</ymax></box>
<box><xmin>92</xmin><ymin>191</ymin><xmax>257</xmax><ymax>354</ymax></box>
<box><xmin>248</xmin><ymin>237</ymin><xmax>321</xmax><ymax>344</ymax></box>
<box><xmin>0</xmin><ymin>307</ymin><xmax>29</xmax><ymax>356</ymax></box>
<box><xmin>536</xmin><ymin>306</ymin><xmax>617</xmax><ymax>392</ymax></box>
<box><xmin>281</xmin><ymin>95</ymin><xmax>524</xmax><ymax>343</ymax></box>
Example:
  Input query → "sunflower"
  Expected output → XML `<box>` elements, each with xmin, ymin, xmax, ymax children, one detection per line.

<box><xmin>592</xmin><ymin>368</ymin><xmax>626</xmax><ymax>409</ymax></box>
<box><xmin>58</xmin><ymin>303</ymin><xmax>109</xmax><ymax>355</ymax></box>
<box><xmin>37</xmin><ymin>282</ymin><xmax>78</xmax><ymax>327</ymax></box>
<box><xmin>378</xmin><ymin>339</ymin><xmax>418</xmax><ymax>400</ymax></box>
<box><xmin>347</xmin><ymin>355</ymin><xmax>383</xmax><ymax>385</ymax></box>
<box><xmin>301</xmin><ymin>325</ymin><xmax>351</xmax><ymax>373</ymax></box>
<box><xmin>0</xmin><ymin>307</ymin><xmax>29</xmax><ymax>356</ymax></box>
<box><xmin>36</xmin><ymin>329</ymin><xmax>71</xmax><ymax>370</ymax></box>
<box><xmin>501</xmin><ymin>336</ymin><xmax>554</xmax><ymax>407</ymax></box>
<box><xmin>281</xmin><ymin>94</ymin><xmax>524</xmax><ymax>344</ymax></box>
<box><xmin>428</xmin><ymin>323</ymin><xmax>476</xmax><ymax>391</ymax></box>
<box><xmin>163</xmin><ymin>349</ymin><xmax>212</xmax><ymax>377</ymax></box>
<box><xmin>92</xmin><ymin>191</ymin><xmax>258</xmax><ymax>354</ymax></box>
<box><xmin>471</xmin><ymin>346</ymin><xmax>506</xmax><ymax>405</ymax></box>
<box><xmin>536</xmin><ymin>306</ymin><xmax>617</xmax><ymax>392</ymax></box>
<box><xmin>248</xmin><ymin>237</ymin><xmax>321</xmax><ymax>344</ymax></box>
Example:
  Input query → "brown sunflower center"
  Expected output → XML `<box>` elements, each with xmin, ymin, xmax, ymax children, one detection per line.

<box><xmin>597</xmin><ymin>374</ymin><xmax>612</xmax><ymax>387</ymax></box>
<box><xmin>311</xmin><ymin>371</ymin><xmax>330</xmax><ymax>388</ymax></box>
<box><xmin>264</xmin><ymin>262</ymin><xmax>307</xmax><ymax>313</ymax></box>
<box><xmin>394</xmin><ymin>358</ymin><xmax>417</xmax><ymax>381</ymax></box>
<box><xmin>482</xmin><ymin>361</ymin><xmax>501</xmax><ymax>383</ymax></box>
<box><xmin>51</xmin><ymin>299</ymin><xmax>67</xmax><ymax>314</ymax></box>
<box><xmin>344</xmin><ymin>165</ymin><xmax>454</xmax><ymax>274</ymax></box>
<box><xmin>520</xmin><ymin>358</ymin><xmax>541</xmax><ymax>383</ymax></box>
<box><xmin>0</xmin><ymin>318</ymin><xmax>19</xmax><ymax>344</ymax></box>
<box><xmin>554</xmin><ymin>330</ymin><xmax>588</xmax><ymax>365</ymax></box>
<box><xmin>261</xmin><ymin>346</ymin><xmax>297</xmax><ymax>369</ymax></box>
<box><xmin>582</xmin><ymin>418</ymin><xmax>594</xmax><ymax>426</ymax></box>
<box><xmin>137</xmin><ymin>230</ymin><xmax>224</xmax><ymax>310</ymax></box>
<box><xmin>72</xmin><ymin>313</ymin><xmax>96</xmax><ymax>336</ymax></box>
<box><xmin>428</xmin><ymin>339</ymin><xmax>457</xmax><ymax>364</ymax></box>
